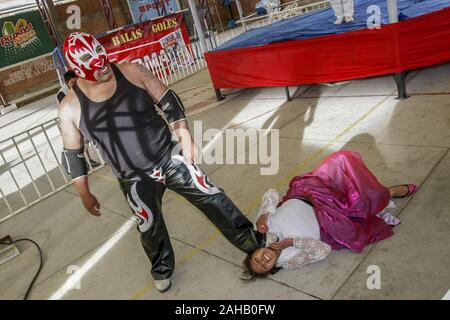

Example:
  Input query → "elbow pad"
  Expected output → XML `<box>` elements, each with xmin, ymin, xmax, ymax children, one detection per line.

<box><xmin>61</xmin><ymin>147</ymin><xmax>88</xmax><ymax>180</ymax></box>
<box><xmin>156</xmin><ymin>89</ymin><xmax>186</xmax><ymax>124</ymax></box>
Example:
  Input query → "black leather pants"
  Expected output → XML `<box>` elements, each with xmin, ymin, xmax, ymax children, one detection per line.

<box><xmin>118</xmin><ymin>154</ymin><xmax>266</xmax><ymax>280</ymax></box>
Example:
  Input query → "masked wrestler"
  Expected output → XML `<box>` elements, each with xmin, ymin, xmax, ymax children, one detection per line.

<box><xmin>59</xmin><ymin>32</ymin><xmax>275</xmax><ymax>292</ymax></box>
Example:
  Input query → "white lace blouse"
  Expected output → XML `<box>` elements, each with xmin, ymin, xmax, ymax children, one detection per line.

<box><xmin>257</xmin><ymin>189</ymin><xmax>331</xmax><ymax>270</ymax></box>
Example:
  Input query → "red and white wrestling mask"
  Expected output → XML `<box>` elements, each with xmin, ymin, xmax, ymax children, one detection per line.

<box><xmin>63</xmin><ymin>32</ymin><xmax>110</xmax><ymax>82</ymax></box>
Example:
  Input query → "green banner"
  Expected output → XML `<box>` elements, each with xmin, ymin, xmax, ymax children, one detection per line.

<box><xmin>0</xmin><ymin>10</ymin><xmax>55</xmax><ymax>68</ymax></box>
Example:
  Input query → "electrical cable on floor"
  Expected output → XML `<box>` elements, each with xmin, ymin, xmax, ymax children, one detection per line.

<box><xmin>0</xmin><ymin>238</ymin><xmax>43</xmax><ymax>300</ymax></box>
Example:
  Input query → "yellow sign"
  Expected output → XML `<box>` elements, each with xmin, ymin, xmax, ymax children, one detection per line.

<box><xmin>111</xmin><ymin>29</ymin><xmax>143</xmax><ymax>46</ymax></box>
<box><xmin>151</xmin><ymin>18</ymin><xmax>178</xmax><ymax>33</ymax></box>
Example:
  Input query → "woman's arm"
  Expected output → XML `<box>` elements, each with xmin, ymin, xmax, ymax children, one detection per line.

<box><xmin>280</xmin><ymin>238</ymin><xmax>331</xmax><ymax>270</ymax></box>
<box><xmin>255</xmin><ymin>189</ymin><xmax>280</xmax><ymax>233</ymax></box>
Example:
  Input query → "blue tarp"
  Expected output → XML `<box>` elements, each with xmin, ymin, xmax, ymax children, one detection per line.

<box><xmin>215</xmin><ymin>0</ymin><xmax>450</xmax><ymax>51</ymax></box>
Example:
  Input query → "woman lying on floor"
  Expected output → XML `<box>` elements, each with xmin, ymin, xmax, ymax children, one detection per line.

<box><xmin>244</xmin><ymin>150</ymin><xmax>417</xmax><ymax>278</ymax></box>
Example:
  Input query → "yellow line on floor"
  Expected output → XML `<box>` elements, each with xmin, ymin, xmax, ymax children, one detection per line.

<box><xmin>128</xmin><ymin>93</ymin><xmax>396</xmax><ymax>299</ymax></box>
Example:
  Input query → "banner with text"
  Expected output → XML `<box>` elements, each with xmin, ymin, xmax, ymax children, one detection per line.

<box><xmin>127</xmin><ymin>0</ymin><xmax>179</xmax><ymax>23</ymax></box>
<box><xmin>0</xmin><ymin>10</ymin><xmax>54</xmax><ymax>68</ymax></box>
<box><xmin>0</xmin><ymin>54</ymin><xmax>57</xmax><ymax>102</ymax></box>
<box><xmin>97</xmin><ymin>13</ymin><xmax>193</xmax><ymax>69</ymax></box>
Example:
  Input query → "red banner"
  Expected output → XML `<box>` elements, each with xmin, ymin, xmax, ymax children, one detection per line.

<box><xmin>97</xmin><ymin>13</ymin><xmax>191</xmax><ymax>65</ymax></box>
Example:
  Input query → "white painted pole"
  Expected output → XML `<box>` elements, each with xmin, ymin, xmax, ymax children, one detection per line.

<box><xmin>187</xmin><ymin>0</ymin><xmax>208</xmax><ymax>54</ymax></box>
<box><xmin>0</xmin><ymin>89</ymin><xmax>7</xmax><ymax>107</ymax></box>
<box><xmin>175</xmin><ymin>0</ymin><xmax>182</xmax><ymax>11</ymax></box>
<box><xmin>387</xmin><ymin>0</ymin><xmax>399</xmax><ymax>23</ymax></box>
<box><xmin>235</xmin><ymin>0</ymin><xmax>247</xmax><ymax>31</ymax></box>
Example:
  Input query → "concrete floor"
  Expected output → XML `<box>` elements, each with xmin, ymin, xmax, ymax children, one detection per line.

<box><xmin>0</xmin><ymin>63</ymin><xmax>449</xmax><ymax>300</ymax></box>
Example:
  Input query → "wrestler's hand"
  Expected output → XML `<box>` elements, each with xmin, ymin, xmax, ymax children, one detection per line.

<box><xmin>270</xmin><ymin>238</ymin><xmax>293</xmax><ymax>250</ymax></box>
<box><xmin>172</xmin><ymin>120</ymin><xmax>200</xmax><ymax>164</ymax></box>
<box><xmin>81</xmin><ymin>193</ymin><xmax>101</xmax><ymax>216</ymax></box>
<box><xmin>181</xmin><ymin>137</ymin><xmax>200</xmax><ymax>164</ymax></box>
<box><xmin>256</xmin><ymin>213</ymin><xmax>269</xmax><ymax>233</ymax></box>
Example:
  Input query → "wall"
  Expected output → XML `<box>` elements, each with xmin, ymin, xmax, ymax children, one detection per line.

<box><xmin>54</xmin><ymin>0</ymin><xmax>132</xmax><ymax>38</ymax></box>
<box><xmin>0</xmin><ymin>55</ymin><xmax>58</xmax><ymax>104</ymax></box>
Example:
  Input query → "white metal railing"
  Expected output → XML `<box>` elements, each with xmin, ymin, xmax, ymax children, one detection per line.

<box><xmin>236</xmin><ymin>0</ymin><xmax>330</xmax><ymax>29</ymax></box>
<box><xmin>0</xmin><ymin>118</ymin><xmax>105</xmax><ymax>224</ymax></box>
<box><xmin>142</xmin><ymin>41</ymin><xmax>208</xmax><ymax>86</ymax></box>
<box><xmin>139</xmin><ymin>27</ymin><xmax>246</xmax><ymax>86</ymax></box>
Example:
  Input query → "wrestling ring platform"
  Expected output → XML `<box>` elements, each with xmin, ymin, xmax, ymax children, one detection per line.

<box><xmin>205</xmin><ymin>0</ymin><xmax>450</xmax><ymax>101</ymax></box>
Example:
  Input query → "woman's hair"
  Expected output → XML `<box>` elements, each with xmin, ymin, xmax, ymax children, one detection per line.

<box><xmin>242</xmin><ymin>252</ymin><xmax>282</xmax><ymax>281</ymax></box>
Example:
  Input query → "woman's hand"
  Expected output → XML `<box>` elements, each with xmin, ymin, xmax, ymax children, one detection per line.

<box><xmin>270</xmin><ymin>238</ymin><xmax>293</xmax><ymax>250</ymax></box>
<box><xmin>256</xmin><ymin>213</ymin><xmax>269</xmax><ymax>233</ymax></box>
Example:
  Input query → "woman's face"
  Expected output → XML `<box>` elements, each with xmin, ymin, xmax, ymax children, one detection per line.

<box><xmin>250</xmin><ymin>247</ymin><xmax>278</xmax><ymax>274</ymax></box>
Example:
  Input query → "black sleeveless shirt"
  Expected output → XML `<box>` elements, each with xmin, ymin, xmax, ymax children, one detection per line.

<box><xmin>73</xmin><ymin>64</ymin><xmax>173</xmax><ymax>178</ymax></box>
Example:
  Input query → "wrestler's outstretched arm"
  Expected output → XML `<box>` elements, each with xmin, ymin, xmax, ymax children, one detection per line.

<box><xmin>123</xmin><ymin>63</ymin><xmax>199</xmax><ymax>163</ymax></box>
<box><xmin>58</xmin><ymin>94</ymin><xmax>101</xmax><ymax>216</ymax></box>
